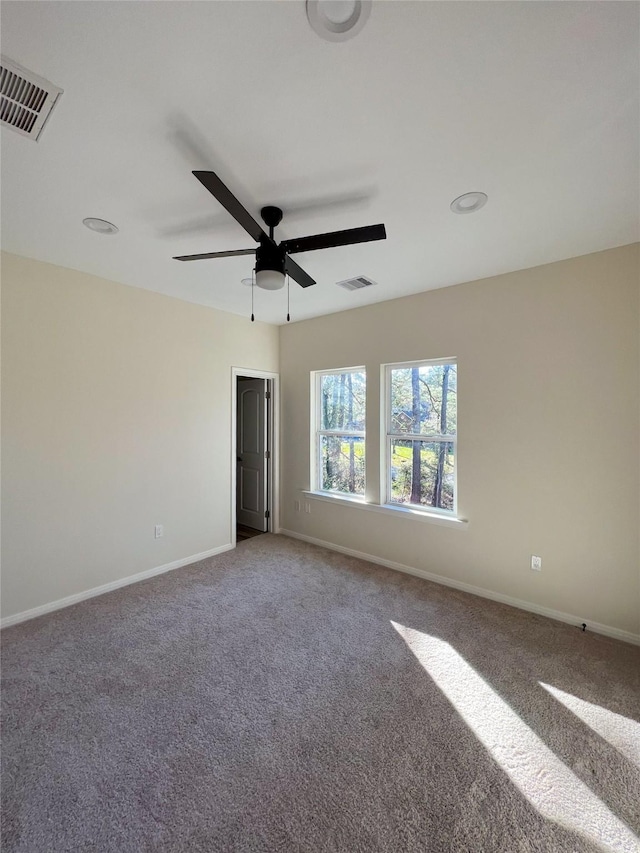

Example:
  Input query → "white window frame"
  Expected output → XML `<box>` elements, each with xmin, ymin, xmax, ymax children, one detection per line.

<box><xmin>382</xmin><ymin>358</ymin><xmax>457</xmax><ymax>517</ymax></box>
<box><xmin>311</xmin><ymin>366</ymin><xmax>366</xmax><ymax>498</ymax></box>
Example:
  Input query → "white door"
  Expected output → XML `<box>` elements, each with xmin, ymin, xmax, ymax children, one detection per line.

<box><xmin>236</xmin><ymin>378</ymin><xmax>268</xmax><ymax>531</ymax></box>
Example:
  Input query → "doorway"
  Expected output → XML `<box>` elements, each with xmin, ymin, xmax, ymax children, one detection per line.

<box><xmin>232</xmin><ymin>369</ymin><xmax>278</xmax><ymax>545</ymax></box>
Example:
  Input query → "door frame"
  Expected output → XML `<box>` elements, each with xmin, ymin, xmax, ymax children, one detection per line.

<box><xmin>231</xmin><ymin>367</ymin><xmax>280</xmax><ymax>546</ymax></box>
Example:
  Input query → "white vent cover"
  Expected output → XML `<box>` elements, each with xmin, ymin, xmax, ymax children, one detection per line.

<box><xmin>336</xmin><ymin>275</ymin><xmax>378</xmax><ymax>292</ymax></box>
<box><xmin>1</xmin><ymin>56</ymin><xmax>63</xmax><ymax>141</ymax></box>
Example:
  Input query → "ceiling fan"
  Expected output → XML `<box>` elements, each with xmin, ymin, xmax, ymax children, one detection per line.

<box><xmin>173</xmin><ymin>171</ymin><xmax>386</xmax><ymax>291</ymax></box>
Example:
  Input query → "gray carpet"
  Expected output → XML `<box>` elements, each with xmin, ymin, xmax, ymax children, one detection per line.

<box><xmin>2</xmin><ymin>534</ymin><xmax>639</xmax><ymax>853</ymax></box>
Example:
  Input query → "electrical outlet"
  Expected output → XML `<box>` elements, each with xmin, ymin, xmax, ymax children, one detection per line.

<box><xmin>294</xmin><ymin>500</ymin><xmax>300</xmax><ymax>512</ymax></box>
<box><xmin>155</xmin><ymin>525</ymin><xmax>164</xmax><ymax>539</ymax></box>
<box><xmin>530</xmin><ymin>555</ymin><xmax>542</xmax><ymax>571</ymax></box>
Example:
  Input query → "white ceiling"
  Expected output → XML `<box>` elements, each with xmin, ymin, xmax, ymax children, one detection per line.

<box><xmin>2</xmin><ymin>1</ymin><xmax>638</xmax><ymax>325</ymax></box>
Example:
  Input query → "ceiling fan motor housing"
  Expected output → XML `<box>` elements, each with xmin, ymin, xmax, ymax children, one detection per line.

<box><xmin>255</xmin><ymin>205</ymin><xmax>286</xmax><ymax>284</ymax></box>
<box><xmin>255</xmin><ymin>238</ymin><xmax>285</xmax><ymax>276</ymax></box>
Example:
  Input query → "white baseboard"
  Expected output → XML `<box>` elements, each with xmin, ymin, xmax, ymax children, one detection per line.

<box><xmin>0</xmin><ymin>543</ymin><xmax>234</xmax><ymax>629</ymax></box>
<box><xmin>279</xmin><ymin>529</ymin><xmax>640</xmax><ymax>647</ymax></box>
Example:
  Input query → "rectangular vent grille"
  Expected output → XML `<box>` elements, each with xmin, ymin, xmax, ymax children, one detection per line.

<box><xmin>336</xmin><ymin>275</ymin><xmax>378</xmax><ymax>292</ymax></box>
<box><xmin>1</xmin><ymin>57</ymin><xmax>63</xmax><ymax>141</ymax></box>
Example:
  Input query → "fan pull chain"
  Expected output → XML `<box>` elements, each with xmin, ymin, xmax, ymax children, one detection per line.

<box><xmin>251</xmin><ymin>270</ymin><xmax>255</xmax><ymax>322</ymax></box>
<box><xmin>286</xmin><ymin>274</ymin><xmax>290</xmax><ymax>323</ymax></box>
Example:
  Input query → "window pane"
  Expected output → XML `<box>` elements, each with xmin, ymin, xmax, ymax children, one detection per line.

<box><xmin>321</xmin><ymin>371</ymin><xmax>366</xmax><ymax>431</ymax></box>
<box><xmin>390</xmin><ymin>364</ymin><xmax>456</xmax><ymax>435</ymax></box>
<box><xmin>320</xmin><ymin>435</ymin><xmax>365</xmax><ymax>496</ymax></box>
<box><xmin>389</xmin><ymin>440</ymin><xmax>454</xmax><ymax>510</ymax></box>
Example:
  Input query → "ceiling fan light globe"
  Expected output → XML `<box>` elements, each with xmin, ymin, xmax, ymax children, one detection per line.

<box><xmin>256</xmin><ymin>269</ymin><xmax>285</xmax><ymax>291</ymax></box>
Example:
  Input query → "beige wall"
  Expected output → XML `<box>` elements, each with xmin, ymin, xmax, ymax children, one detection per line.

<box><xmin>3</xmin><ymin>246</ymin><xmax>638</xmax><ymax>635</ymax></box>
<box><xmin>279</xmin><ymin>244</ymin><xmax>640</xmax><ymax>637</ymax></box>
<box><xmin>1</xmin><ymin>252</ymin><xmax>279</xmax><ymax>619</ymax></box>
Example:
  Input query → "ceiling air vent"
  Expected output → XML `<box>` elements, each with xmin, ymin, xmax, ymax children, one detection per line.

<box><xmin>1</xmin><ymin>56</ymin><xmax>63</xmax><ymax>141</ymax></box>
<box><xmin>336</xmin><ymin>275</ymin><xmax>378</xmax><ymax>292</ymax></box>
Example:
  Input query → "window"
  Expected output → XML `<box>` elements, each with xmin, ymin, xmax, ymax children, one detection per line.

<box><xmin>385</xmin><ymin>359</ymin><xmax>457</xmax><ymax>513</ymax></box>
<box><xmin>313</xmin><ymin>367</ymin><xmax>366</xmax><ymax>497</ymax></box>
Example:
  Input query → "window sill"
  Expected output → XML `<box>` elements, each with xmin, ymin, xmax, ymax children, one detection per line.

<box><xmin>302</xmin><ymin>491</ymin><xmax>468</xmax><ymax>529</ymax></box>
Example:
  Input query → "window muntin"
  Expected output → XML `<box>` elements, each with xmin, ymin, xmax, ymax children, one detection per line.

<box><xmin>386</xmin><ymin>360</ymin><xmax>457</xmax><ymax>513</ymax></box>
<box><xmin>314</xmin><ymin>368</ymin><xmax>366</xmax><ymax>497</ymax></box>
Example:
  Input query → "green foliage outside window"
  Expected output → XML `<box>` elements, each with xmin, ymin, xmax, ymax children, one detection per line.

<box><xmin>319</xmin><ymin>370</ymin><xmax>365</xmax><ymax>496</ymax></box>
<box><xmin>314</xmin><ymin>362</ymin><xmax>457</xmax><ymax>510</ymax></box>
<box><xmin>388</xmin><ymin>363</ymin><xmax>457</xmax><ymax>511</ymax></box>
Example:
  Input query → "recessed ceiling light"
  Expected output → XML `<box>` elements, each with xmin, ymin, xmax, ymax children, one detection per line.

<box><xmin>241</xmin><ymin>277</ymin><xmax>254</xmax><ymax>287</ymax></box>
<box><xmin>306</xmin><ymin>0</ymin><xmax>371</xmax><ymax>42</ymax></box>
<box><xmin>83</xmin><ymin>217</ymin><xmax>119</xmax><ymax>235</ymax></box>
<box><xmin>450</xmin><ymin>192</ymin><xmax>488</xmax><ymax>215</ymax></box>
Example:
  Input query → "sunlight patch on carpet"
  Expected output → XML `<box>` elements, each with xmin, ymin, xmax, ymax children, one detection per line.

<box><xmin>540</xmin><ymin>682</ymin><xmax>640</xmax><ymax>769</ymax></box>
<box><xmin>391</xmin><ymin>621</ymin><xmax>640</xmax><ymax>853</ymax></box>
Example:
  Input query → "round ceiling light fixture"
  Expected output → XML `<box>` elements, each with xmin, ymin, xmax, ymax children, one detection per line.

<box><xmin>450</xmin><ymin>192</ymin><xmax>488</xmax><ymax>215</ymax></box>
<box><xmin>83</xmin><ymin>217</ymin><xmax>119</xmax><ymax>235</ymax></box>
<box><xmin>306</xmin><ymin>0</ymin><xmax>372</xmax><ymax>42</ymax></box>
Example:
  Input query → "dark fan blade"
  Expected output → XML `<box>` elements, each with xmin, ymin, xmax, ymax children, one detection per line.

<box><xmin>282</xmin><ymin>223</ymin><xmax>386</xmax><ymax>255</ymax></box>
<box><xmin>285</xmin><ymin>256</ymin><xmax>316</xmax><ymax>288</ymax></box>
<box><xmin>174</xmin><ymin>248</ymin><xmax>255</xmax><ymax>262</ymax></box>
<box><xmin>192</xmin><ymin>171</ymin><xmax>267</xmax><ymax>243</ymax></box>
